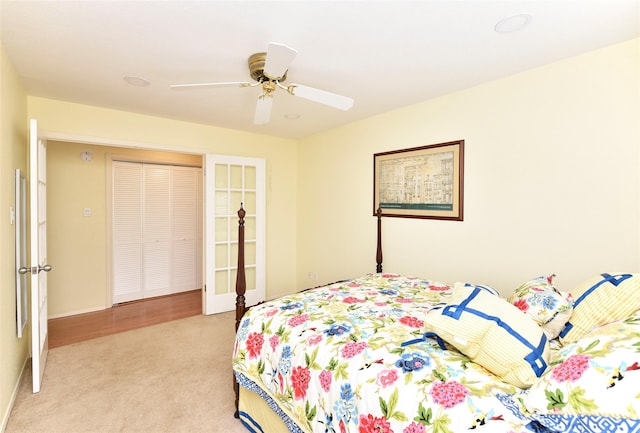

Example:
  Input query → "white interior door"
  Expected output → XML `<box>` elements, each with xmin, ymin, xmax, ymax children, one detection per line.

<box><xmin>112</xmin><ymin>162</ymin><xmax>143</xmax><ymax>303</ymax></box>
<box><xmin>28</xmin><ymin>118</ymin><xmax>51</xmax><ymax>393</ymax></box>
<box><xmin>204</xmin><ymin>155</ymin><xmax>265</xmax><ymax>314</ymax></box>
<box><xmin>112</xmin><ymin>162</ymin><xmax>201</xmax><ymax>303</ymax></box>
<box><xmin>172</xmin><ymin>166</ymin><xmax>201</xmax><ymax>293</ymax></box>
<box><xmin>15</xmin><ymin>169</ymin><xmax>28</xmax><ymax>338</ymax></box>
<box><xmin>142</xmin><ymin>164</ymin><xmax>171</xmax><ymax>298</ymax></box>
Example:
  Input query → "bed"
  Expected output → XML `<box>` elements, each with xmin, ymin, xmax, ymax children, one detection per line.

<box><xmin>231</xmin><ymin>207</ymin><xmax>640</xmax><ymax>433</ymax></box>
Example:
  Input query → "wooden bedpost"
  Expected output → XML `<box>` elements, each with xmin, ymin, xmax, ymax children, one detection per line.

<box><xmin>376</xmin><ymin>208</ymin><xmax>383</xmax><ymax>273</ymax></box>
<box><xmin>235</xmin><ymin>204</ymin><xmax>247</xmax><ymax>332</ymax></box>
<box><xmin>234</xmin><ymin>204</ymin><xmax>246</xmax><ymax>418</ymax></box>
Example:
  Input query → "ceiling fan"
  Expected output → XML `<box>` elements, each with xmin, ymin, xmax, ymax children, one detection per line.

<box><xmin>170</xmin><ymin>42</ymin><xmax>354</xmax><ymax>124</ymax></box>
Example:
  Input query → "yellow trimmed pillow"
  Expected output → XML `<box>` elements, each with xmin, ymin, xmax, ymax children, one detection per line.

<box><xmin>425</xmin><ymin>285</ymin><xmax>550</xmax><ymax>388</ymax></box>
<box><xmin>559</xmin><ymin>273</ymin><xmax>640</xmax><ymax>345</ymax></box>
<box><xmin>454</xmin><ymin>281</ymin><xmax>500</xmax><ymax>296</ymax></box>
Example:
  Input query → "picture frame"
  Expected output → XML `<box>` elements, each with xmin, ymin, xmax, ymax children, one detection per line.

<box><xmin>373</xmin><ymin>140</ymin><xmax>464</xmax><ymax>220</ymax></box>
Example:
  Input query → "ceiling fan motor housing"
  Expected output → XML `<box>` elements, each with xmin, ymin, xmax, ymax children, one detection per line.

<box><xmin>249</xmin><ymin>52</ymin><xmax>286</xmax><ymax>82</ymax></box>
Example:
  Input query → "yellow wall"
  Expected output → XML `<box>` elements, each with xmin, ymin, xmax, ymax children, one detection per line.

<box><xmin>297</xmin><ymin>38</ymin><xmax>640</xmax><ymax>294</ymax></box>
<box><xmin>0</xmin><ymin>44</ymin><xmax>29</xmax><ymax>430</ymax></box>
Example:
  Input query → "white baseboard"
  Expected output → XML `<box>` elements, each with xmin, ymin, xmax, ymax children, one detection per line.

<box><xmin>48</xmin><ymin>306</ymin><xmax>106</xmax><ymax>320</ymax></box>
<box><xmin>1</xmin><ymin>357</ymin><xmax>29</xmax><ymax>433</ymax></box>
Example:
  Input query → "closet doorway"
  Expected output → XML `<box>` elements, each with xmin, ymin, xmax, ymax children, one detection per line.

<box><xmin>111</xmin><ymin>161</ymin><xmax>202</xmax><ymax>304</ymax></box>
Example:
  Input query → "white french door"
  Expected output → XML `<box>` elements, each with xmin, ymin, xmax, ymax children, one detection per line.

<box><xmin>204</xmin><ymin>155</ymin><xmax>265</xmax><ymax>314</ymax></box>
<box><xmin>28</xmin><ymin>119</ymin><xmax>51</xmax><ymax>393</ymax></box>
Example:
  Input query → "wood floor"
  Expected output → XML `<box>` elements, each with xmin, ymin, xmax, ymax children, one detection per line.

<box><xmin>48</xmin><ymin>289</ymin><xmax>202</xmax><ymax>349</ymax></box>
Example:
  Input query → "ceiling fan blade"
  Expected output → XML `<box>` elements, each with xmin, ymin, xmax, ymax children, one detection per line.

<box><xmin>170</xmin><ymin>81</ymin><xmax>251</xmax><ymax>89</ymax></box>
<box><xmin>288</xmin><ymin>84</ymin><xmax>354</xmax><ymax>111</ymax></box>
<box><xmin>263</xmin><ymin>42</ymin><xmax>297</xmax><ymax>80</ymax></box>
<box><xmin>254</xmin><ymin>95</ymin><xmax>273</xmax><ymax>124</ymax></box>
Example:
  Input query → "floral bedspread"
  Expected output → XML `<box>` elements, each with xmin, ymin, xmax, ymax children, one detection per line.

<box><xmin>232</xmin><ymin>274</ymin><xmax>540</xmax><ymax>433</ymax></box>
<box><xmin>513</xmin><ymin>307</ymin><xmax>640</xmax><ymax>432</ymax></box>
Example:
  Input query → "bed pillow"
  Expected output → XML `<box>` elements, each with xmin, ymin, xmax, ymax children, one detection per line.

<box><xmin>559</xmin><ymin>272</ymin><xmax>640</xmax><ymax>345</ymax></box>
<box><xmin>424</xmin><ymin>285</ymin><xmax>550</xmax><ymax>388</ymax></box>
<box><xmin>454</xmin><ymin>281</ymin><xmax>500</xmax><ymax>296</ymax></box>
<box><xmin>507</xmin><ymin>275</ymin><xmax>573</xmax><ymax>340</ymax></box>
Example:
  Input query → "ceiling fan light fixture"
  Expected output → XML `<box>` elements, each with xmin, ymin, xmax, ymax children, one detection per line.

<box><xmin>261</xmin><ymin>80</ymin><xmax>277</xmax><ymax>95</ymax></box>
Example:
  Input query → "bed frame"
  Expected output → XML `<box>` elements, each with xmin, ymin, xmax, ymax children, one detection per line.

<box><xmin>232</xmin><ymin>205</ymin><xmax>384</xmax><ymax>416</ymax></box>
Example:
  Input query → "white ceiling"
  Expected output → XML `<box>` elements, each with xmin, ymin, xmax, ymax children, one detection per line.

<box><xmin>1</xmin><ymin>1</ymin><xmax>638</xmax><ymax>140</ymax></box>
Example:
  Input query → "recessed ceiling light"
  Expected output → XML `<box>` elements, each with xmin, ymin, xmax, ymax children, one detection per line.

<box><xmin>123</xmin><ymin>75</ymin><xmax>150</xmax><ymax>87</ymax></box>
<box><xmin>284</xmin><ymin>113</ymin><xmax>300</xmax><ymax>120</ymax></box>
<box><xmin>494</xmin><ymin>14</ymin><xmax>532</xmax><ymax>34</ymax></box>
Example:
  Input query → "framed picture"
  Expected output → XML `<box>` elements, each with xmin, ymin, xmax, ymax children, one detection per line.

<box><xmin>373</xmin><ymin>140</ymin><xmax>464</xmax><ymax>220</ymax></box>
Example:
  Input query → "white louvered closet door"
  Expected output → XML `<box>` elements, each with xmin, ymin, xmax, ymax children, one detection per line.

<box><xmin>197</xmin><ymin>170</ymin><xmax>203</xmax><ymax>291</ymax></box>
<box><xmin>142</xmin><ymin>164</ymin><xmax>171</xmax><ymax>298</ymax></box>
<box><xmin>172</xmin><ymin>166</ymin><xmax>202</xmax><ymax>293</ymax></box>
<box><xmin>112</xmin><ymin>162</ymin><xmax>201</xmax><ymax>304</ymax></box>
<box><xmin>112</xmin><ymin>162</ymin><xmax>144</xmax><ymax>303</ymax></box>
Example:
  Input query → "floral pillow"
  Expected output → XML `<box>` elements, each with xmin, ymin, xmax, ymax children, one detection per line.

<box><xmin>508</xmin><ymin>275</ymin><xmax>573</xmax><ymax>339</ymax></box>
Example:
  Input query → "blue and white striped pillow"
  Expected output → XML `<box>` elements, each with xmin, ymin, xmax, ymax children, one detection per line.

<box><xmin>559</xmin><ymin>273</ymin><xmax>640</xmax><ymax>345</ymax></box>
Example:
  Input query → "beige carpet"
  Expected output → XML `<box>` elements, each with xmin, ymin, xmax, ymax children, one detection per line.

<box><xmin>5</xmin><ymin>312</ymin><xmax>248</xmax><ymax>433</ymax></box>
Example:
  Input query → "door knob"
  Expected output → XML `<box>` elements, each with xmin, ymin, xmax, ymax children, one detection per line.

<box><xmin>38</xmin><ymin>264</ymin><xmax>52</xmax><ymax>273</ymax></box>
<box><xmin>18</xmin><ymin>264</ymin><xmax>52</xmax><ymax>274</ymax></box>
